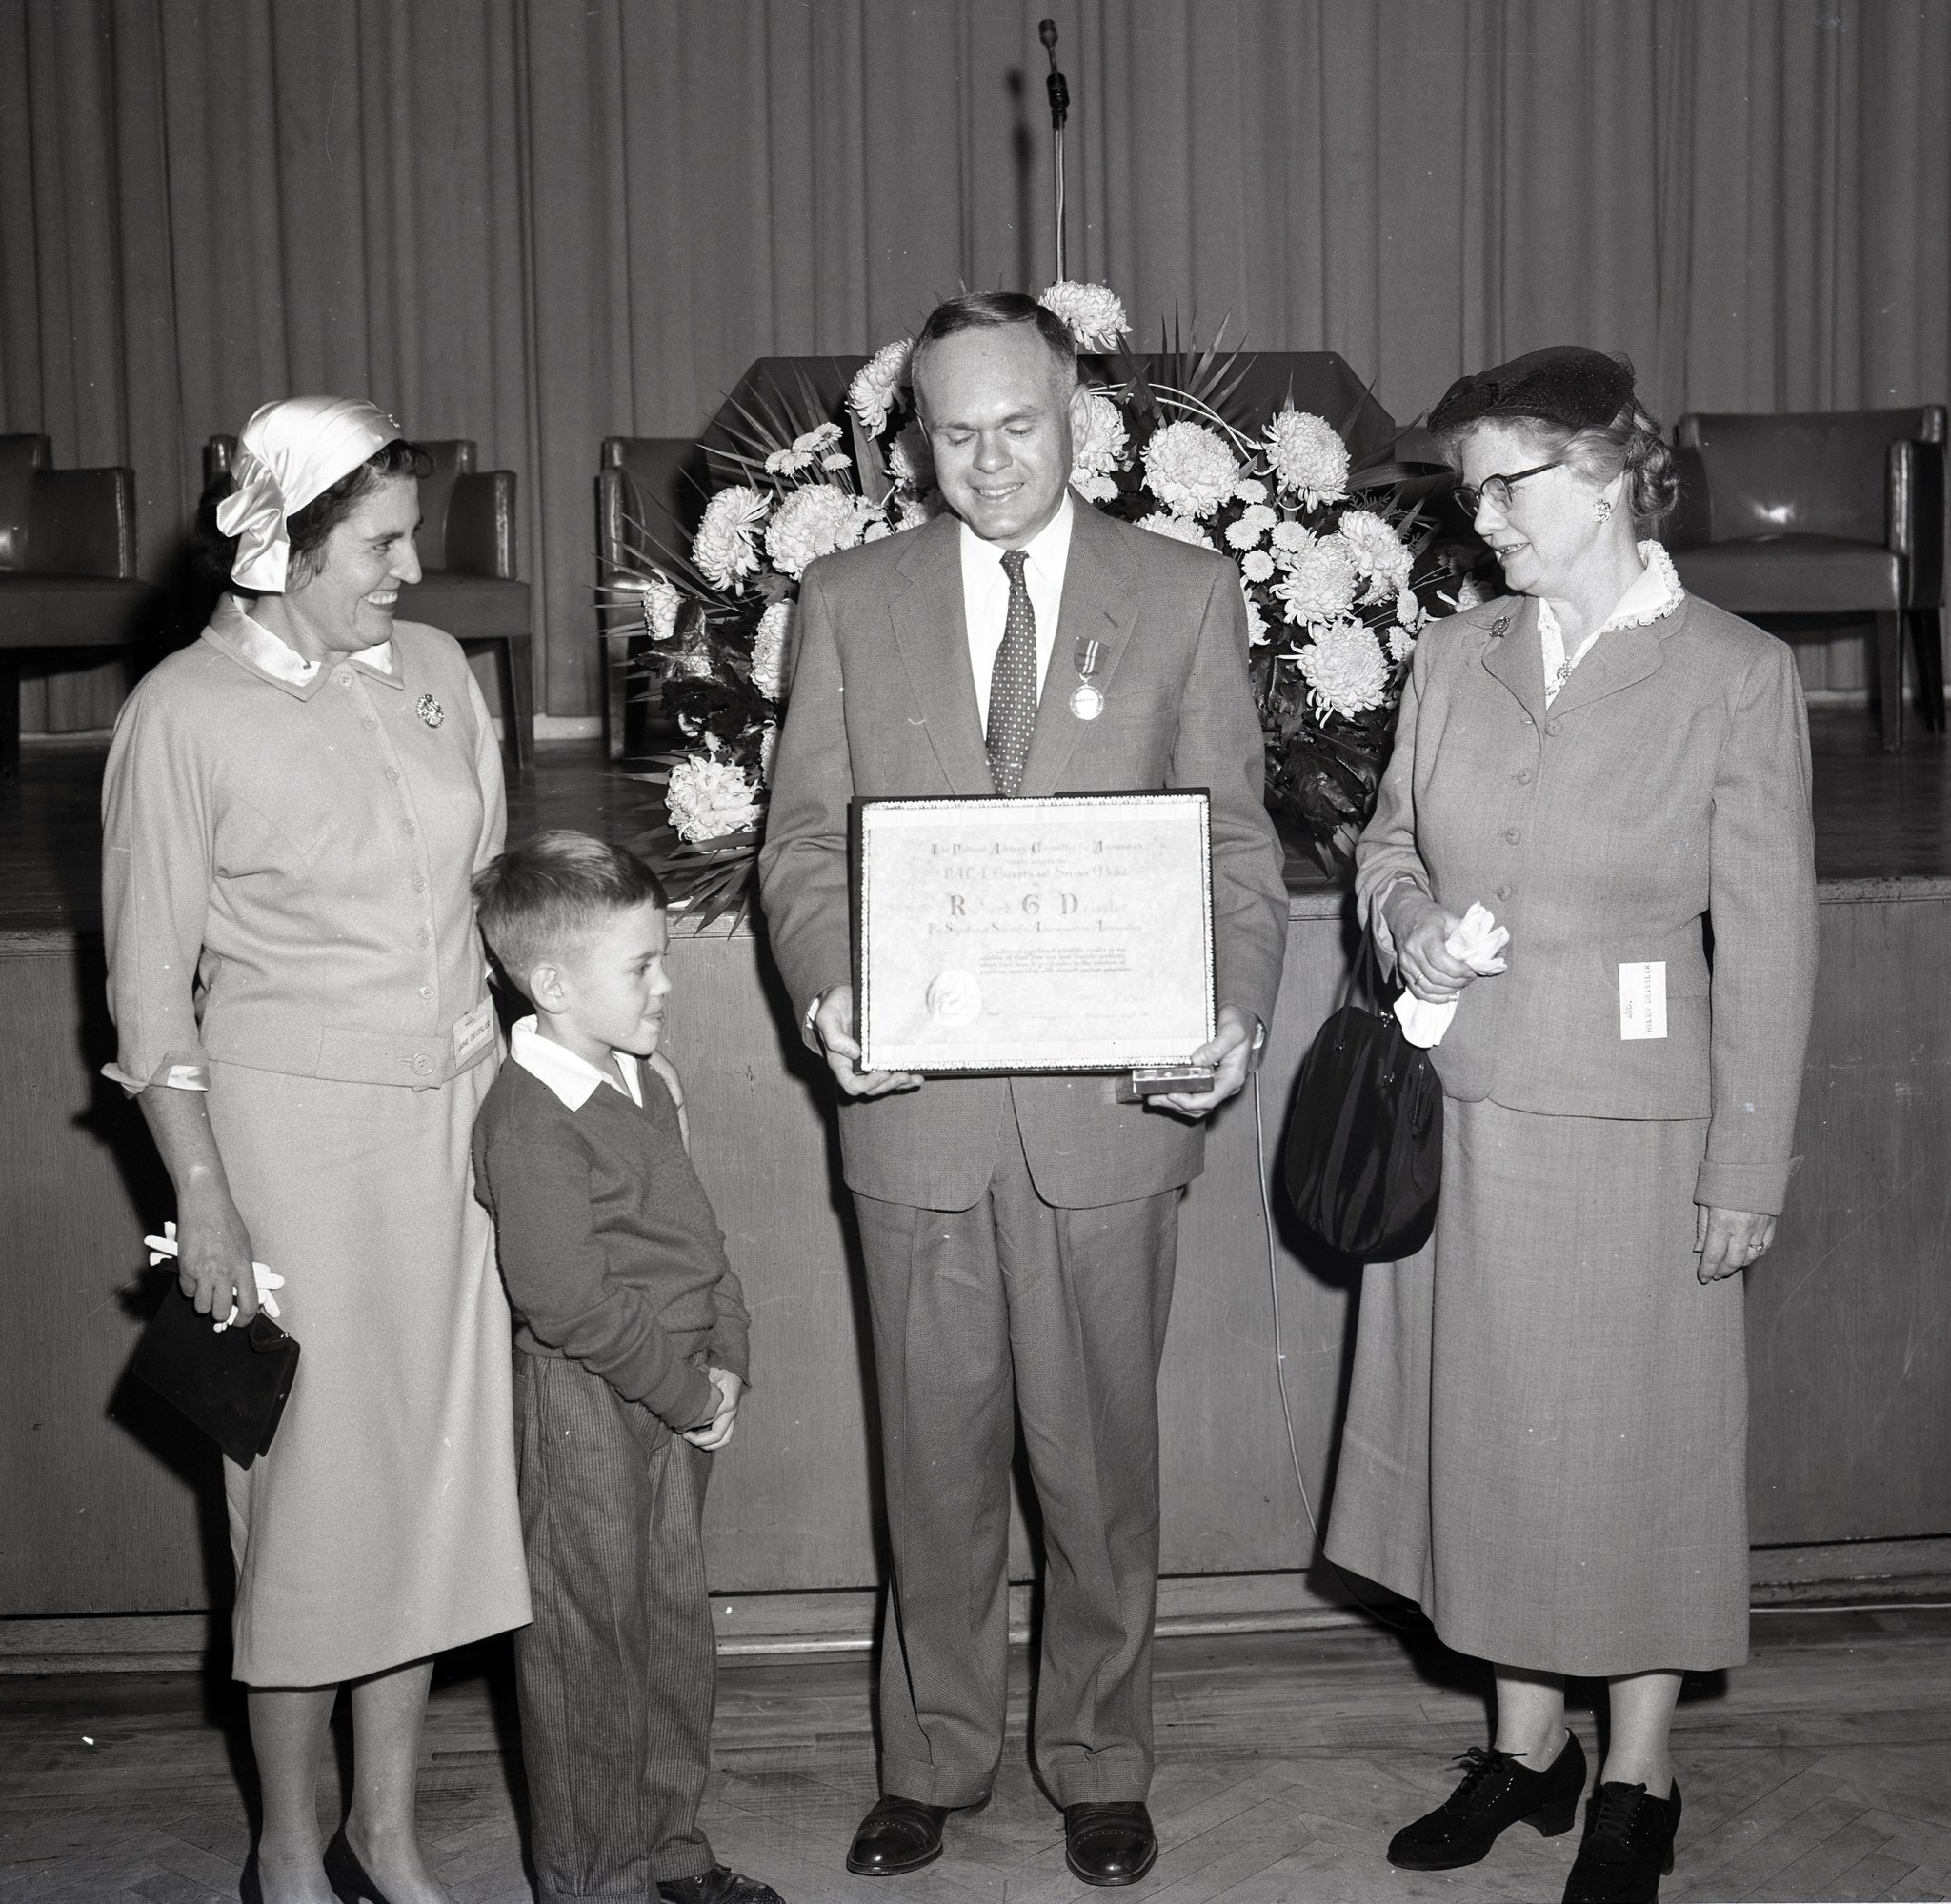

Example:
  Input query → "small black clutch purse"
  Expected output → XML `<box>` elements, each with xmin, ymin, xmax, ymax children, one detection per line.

<box><xmin>130</xmin><ymin>1286</ymin><xmax>301</xmax><ymax>1469</ymax></box>
<box><xmin>1283</xmin><ymin>999</ymin><xmax>1444</xmax><ymax>1263</ymax></box>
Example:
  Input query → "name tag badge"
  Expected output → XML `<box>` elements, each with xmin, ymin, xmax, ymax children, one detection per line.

<box><xmin>452</xmin><ymin>996</ymin><xmax>495</xmax><ymax>1068</ymax></box>
<box><xmin>1619</xmin><ymin>961</ymin><xmax>1668</xmax><ymax>1041</ymax></box>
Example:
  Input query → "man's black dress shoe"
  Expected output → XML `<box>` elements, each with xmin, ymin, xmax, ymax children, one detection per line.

<box><xmin>1063</xmin><ymin>1802</ymin><xmax>1157</xmax><ymax>1888</ymax></box>
<box><xmin>1562</xmin><ymin>1779</ymin><xmax>1681</xmax><ymax>1903</ymax></box>
<box><xmin>1387</xmin><ymin>1732</ymin><xmax>1587</xmax><ymax>1870</ymax></box>
<box><xmin>657</xmin><ymin>1866</ymin><xmax>786</xmax><ymax>1903</ymax></box>
<box><xmin>846</xmin><ymin>1796</ymin><xmax>955</xmax><ymax>1876</ymax></box>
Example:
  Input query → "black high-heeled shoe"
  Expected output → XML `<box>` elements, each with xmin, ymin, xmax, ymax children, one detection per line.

<box><xmin>322</xmin><ymin>1828</ymin><xmax>397</xmax><ymax>1904</ymax></box>
<box><xmin>1388</xmin><ymin>1731</ymin><xmax>1587</xmax><ymax>1870</ymax></box>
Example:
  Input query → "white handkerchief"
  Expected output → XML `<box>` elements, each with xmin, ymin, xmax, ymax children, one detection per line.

<box><xmin>1393</xmin><ymin>902</ymin><xmax>1510</xmax><ymax>1048</ymax></box>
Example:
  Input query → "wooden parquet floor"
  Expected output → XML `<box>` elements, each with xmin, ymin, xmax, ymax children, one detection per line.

<box><xmin>3</xmin><ymin>1607</ymin><xmax>1948</xmax><ymax>1903</ymax></box>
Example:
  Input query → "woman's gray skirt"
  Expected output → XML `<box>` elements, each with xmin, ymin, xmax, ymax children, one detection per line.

<box><xmin>1324</xmin><ymin>1095</ymin><xmax>1749</xmax><ymax>1677</ymax></box>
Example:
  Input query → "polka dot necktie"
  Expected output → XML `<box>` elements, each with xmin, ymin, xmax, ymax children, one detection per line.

<box><xmin>986</xmin><ymin>548</ymin><xmax>1037</xmax><ymax>797</ymax></box>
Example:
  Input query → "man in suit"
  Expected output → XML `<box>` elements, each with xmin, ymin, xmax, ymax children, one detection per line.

<box><xmin>758</xmin><ymin>292</ymin><xmax>1287</xmax><ymax>1887</ymax></box>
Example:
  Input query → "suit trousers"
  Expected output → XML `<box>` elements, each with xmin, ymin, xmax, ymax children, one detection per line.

<box><xmin>512</xmin><ymin>1352</ymin><xmax>717</xmax><ymax>1900</ymax></box>
<box><xmin>854</xmin><ymin>1090</ymin><xmax>1180</xmax><ymax>1808</ymax></box>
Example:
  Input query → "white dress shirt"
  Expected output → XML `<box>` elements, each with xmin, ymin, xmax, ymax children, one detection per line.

<box><xmin>959</xmin><ymin>492</ymin><xmax>1075</xmax><ymax>730</ymax></box>
<box><xmin>1538</xmin><ymin>539</ymin><xmax>1684</xmax><ymax>703</ymax></box>
<box><xmin>510</xmin><ymin>1014</ymin><xmax>643</xmax><ymax>1109</ymax></box>
<box><xmin>233</xmin><ymin>603</ymin><xmax>395</xmax><ymax>684</ymax></box>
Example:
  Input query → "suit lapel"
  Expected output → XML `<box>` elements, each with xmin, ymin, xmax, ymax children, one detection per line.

<box><xmin>888</xmin><ymin>514</ymin><xmax>994</xmax><ymax>795</ymax></box>
<box><xmin>1479</xmin><ymin>597</ymin><xmax>1547</xmax><ymax>726</ymax></box>
<box><xmin>1543</xmin><ymin>607</ymin><xmax>1674</xmax><ymax>718</ymax></box>
<box><xmin>1019</xmin><ymin>500</ymin><xmax>1140</xmax><ymax>797</ymax></box>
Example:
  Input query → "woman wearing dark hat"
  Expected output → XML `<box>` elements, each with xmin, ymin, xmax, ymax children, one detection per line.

<box><xmin>1324</xmin><ymin>348</ymin><xmax>1819</xmax><ymax>1903</ymax></box>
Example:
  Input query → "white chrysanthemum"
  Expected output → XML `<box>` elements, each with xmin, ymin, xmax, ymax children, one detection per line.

<box><xmin>1263</xmin><ymin>408</ymin><xmax>1350</xmax><ymax>507</ymax></box>
<box><xmin>1243</xmin><ymin>585</ymin><xmax>1271</xmax><ymax>647</ymax></box>
<box><xmin>1395</xmin><ymin>585</ymin><xmax>1425</xmax><ymax>631</ymax></box>
<box><xmin>1142</xmin><ymin>421</ymin><xmax>1240</xmax><ymax>521</ymax></box>
<box><xmin>1269</xmin><ymin>518</ymin><xmax>1316</xmax><ymax>560</ymax></box>
<box><xmin>765</xmin><ymin>484</ymin><xmax>869</xmax><ymax>579</ymax></box>
<box><xmin>765</xmin><ymin>425</ymin><xmax>842</xmax><ymax>476</ymax></box>
<box><xmin>1136</xmin><ymin>511</ymin><xmax>1213</xmax><ymax>549</ymax></box>
<box><xmin>896</xmin><ymin>491</ymin><xmax>939</xmax><ymax>531</ymax></box>
<box><xmin>693</xmin><ymin>487</ymin><xmax>770</xmax><ymax>590</ymax></box>
<box><xmin>1273</xmin><ymin>536</ymin><xmax>1359</xmax><ymax>626</ymax></box>
<box><xmin>759</xmin><ymin>722</ymin><xmax>779</xmax><ymax>784</ymax></box>
<box><xmin>848</xmin><ymin>337</ymin><xmax>914</xmax><ymax>434</ymax></box>
<box><xmin>751</xmin><ymin>601</ymin><xmax>794</xmax><ymax>700</ymax></box>
<box><xmin>1225</xmin><ymin>503</ymin><xmax>1277</xmax><ymax>551</ymax></box>
<box><xmin>1234</xmin><ymin>478</ymin><xmax>1269</xmax><ymax>507</ymax></box>
<box><xmin>1240</xmin><ymin>548</ymin><xmax>1276</xmax><ymax>585</ymax></box>
<box><xmin>862</xmin><ymin>516</ymin><xmax>893</xmax><ymax>542</ymax></box>
<box><xmin>764</xmin><ymin>445</ymin><xmax>811</xmax><ymax>476</ymax></box>
<box><xmin>640</xmin><ymin>574</ymin><xmax>682</xmax><ymax>642</ymax></box>
<box><xmin>1454</xmin><ymin>574</ymin><xmax>1486</xmax><ymax>611</ymax></box>
<box><xmin>1337</xmin><ymin>510</ymin><xmax>1415</xmax><ymax>599</ymax></box>
<box><xmin>1296</xmin><ymin>620</ymin><xmax>1391</xmax><ymax>720</ymax></box>
<box><xmin>666</xmin><ymin>754</ymin><xmax>764</xmax><ymax>844</ymax></box>
<box><xmin>1073</xmin><ymin>391</ymin><xmax>1129</xmax><ymax>479</ymax></box>
<box><xmin>1074</xmin><ymin>472</ymin><xmax>1117</xmax><ymax>503</ymax></box>
<box><xmin>821</xmin><ymin>452</ymin><xmax>852</xmax><ymax>472</ymax></box>
<box><xmin>1387</xmin><ymin>624</ymin><xmax>1418</xmax><ymax>663</ymax></box>
<box><xmin>1037</xmin><ymin>280</ymin><xmax>1130</xmax><ymax>351</ymax></box>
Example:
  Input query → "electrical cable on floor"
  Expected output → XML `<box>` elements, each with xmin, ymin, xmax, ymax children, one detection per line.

<box><xmin>1253</xmin><ymin>1070</ymin><xmax>1419</xmax><ymax>1634</ymax></box>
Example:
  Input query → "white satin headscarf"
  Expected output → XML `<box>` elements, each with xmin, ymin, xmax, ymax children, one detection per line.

<box><xmin>215</xmin><ymin>396</ymin><xmax>401</xmax><ymax>592</ymax></box>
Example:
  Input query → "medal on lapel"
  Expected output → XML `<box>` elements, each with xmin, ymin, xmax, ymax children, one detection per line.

<box><xmin>1069</xmin><ymin>637</ymin><xmax>1105</xmax><ymax>721</ymax></box>
<box><xmin>416</xmin><ymin>692</ymin><xmax>445</xmax><ymax>729</ymax></box>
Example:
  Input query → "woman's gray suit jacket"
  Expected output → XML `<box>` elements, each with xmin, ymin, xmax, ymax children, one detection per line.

<box><xmin>1356</xmin><ymin>591</ymin><xmax>1819</xmax><ymax>1216</ymax></box>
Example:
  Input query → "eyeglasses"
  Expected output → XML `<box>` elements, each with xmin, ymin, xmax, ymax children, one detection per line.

<box><xmin>1456</xmin><ymin>459</ymin><xmax>1564</xmax><ymax>515</ymax></box>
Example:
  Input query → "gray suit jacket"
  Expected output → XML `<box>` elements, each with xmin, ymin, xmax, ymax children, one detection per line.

<box><xmin>1355</xmin><ymin>591</ymin><xmax>1819</xmax><ymax>1215</ymax></box>
<box><xmin>758</xmin><ymin>499</ymin><xmax>1288</xmax><ymax>1212</ymax></box>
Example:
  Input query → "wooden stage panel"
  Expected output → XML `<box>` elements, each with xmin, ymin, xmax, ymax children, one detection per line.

<box><xmin>1</xmin><ymin>718</ymin><xmax>1947</xmax><ymax>1619</ymax></box>
<box><xmin>1747</xmin><ymin>884</ymin><xmax>1951</xmax><ymax>1545</ymax></box>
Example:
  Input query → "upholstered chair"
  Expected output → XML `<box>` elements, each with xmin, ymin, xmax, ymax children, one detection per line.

<box><xmin>0</xmin><ymin>434</ymin><xmax>159</xmax><ymax>778</ymax></box>
<box><xmin>1667</xmin><ymin>408</ymin><xmax>1946</xmax><ymax>751</ymax></box>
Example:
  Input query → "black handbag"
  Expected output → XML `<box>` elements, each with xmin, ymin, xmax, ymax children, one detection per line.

<box><xmin>1283</xmin><ymin>983</ymin><xmax>1444</xmax><ymax>1262</ymax></box>
<box><xmin>130</xmin><ymin>1286</ymin><xmax>301</xmax><ymax>1469</ymax></box>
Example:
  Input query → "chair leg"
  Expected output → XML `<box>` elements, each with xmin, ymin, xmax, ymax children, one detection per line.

<box><xmin>1909</xmin><ymin>608</ymin><xmax>1947</xmax><ymax>733</ymax></box>
<box><xmin>501</xmin><ymin>633</ymin><xmax>536</xmax><ymax>772</ymax></box>
<box><xmin>1876</xmin><ymin>611</ymin><xmax>1903</xmax><ymax>752</ymax></box>
<box><xmin>0</xmin><ymin>663</ymin><xmax>19</xmax><ymax>781</ymax></box>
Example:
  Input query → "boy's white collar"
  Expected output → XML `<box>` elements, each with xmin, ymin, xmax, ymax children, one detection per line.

<box><xmin>510</xmin><ymin>1015</ymin><xmax>642</xmax><ymax>1110</ymax></box>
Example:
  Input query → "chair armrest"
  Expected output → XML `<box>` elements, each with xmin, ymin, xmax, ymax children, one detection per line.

<box><xmin>1665</xmin><ymin>444</ymin><xmax>1713</xmax><ymax>551</ymax></box>
<box><xmin>27</xmin><ymin>469</ymin><xmax>138</xmax><ymax>578</ymax></box>
<box><xmin>1891</xmin><ymin>438</ymin><xmax>1945</xmax><ymax>608</ymax></box>
<box><xmin>443</xmin><ymin>471</ymin><xmax>516</xmax><ymax>579</ymax></box>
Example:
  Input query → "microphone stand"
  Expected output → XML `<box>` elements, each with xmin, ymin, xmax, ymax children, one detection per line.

<box><xmin>1039</xmin><ymin>19</ymin><xmax>1069</xmax><ymax>281</ymax></box>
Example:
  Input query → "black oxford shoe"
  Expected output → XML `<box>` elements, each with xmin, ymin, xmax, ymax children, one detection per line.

<box><xmin>657</xmin><ymin>1866</ymin><xmax>786</xmax><ymax>1904</ymax></box>
<box><xmin>846</xmin><ymin>1795</ymin><xmax>955</xmax><ymax>1876</ymax></box>
<box><xmin>1063</xmin><ymin>1802</ymin><xmax>1158</xmax><ymax>1888</ymax></box>
<box><xmin>1562</xmin><ymin>1779</ymin><xmax>1682</xmax><ymax>1903</ymax></box>
<box><xmin>1388</xmin><ymin>1732</ymin><xmax>1587</xmax><ymax>1871</ymax></box>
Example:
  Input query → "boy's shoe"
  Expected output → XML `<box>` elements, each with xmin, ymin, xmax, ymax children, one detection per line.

<box><xmin>1562</xmin><ymin>1780</ymin><xmax>1682</xmax><ymax>1903</ymax></box>
<box><xmin>1387</xmin><ymin>1732</ymin><xmax>1587</xmax><ymax>1870</ymax></box>
<box><xmin>656</xmin><ymin>1867</ymin><xmax>785</xmax><ymax>1904</ymax></box>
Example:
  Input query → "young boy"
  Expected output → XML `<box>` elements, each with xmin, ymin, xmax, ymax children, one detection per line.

<box><xmin>472</xmin><ymin>831</ymin><xmax>783</xmax><ymax>1904</ymax></box>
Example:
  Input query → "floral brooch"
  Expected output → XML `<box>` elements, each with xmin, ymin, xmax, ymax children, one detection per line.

<box><xmin>417</xmin><ymin>693</ymin><xmax>444</xmax><ymax>729</ymax></box>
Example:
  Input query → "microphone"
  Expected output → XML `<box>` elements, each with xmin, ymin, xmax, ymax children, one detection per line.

<box><xmin>1039</xmin><ymin>18</ymin><xmax>1069</xmax><ymax>127</ymax></box>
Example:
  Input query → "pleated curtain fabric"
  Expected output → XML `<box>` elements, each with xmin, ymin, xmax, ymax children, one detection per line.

<box><xmin>3</xmin><ymin>0</ymin><xmax>1946</xmax><ymax>730</ymax></box>
<box><xmin>986</xmin><ymin>549</ymin><xmax>1037</xmax><ymax>798</ymax></box>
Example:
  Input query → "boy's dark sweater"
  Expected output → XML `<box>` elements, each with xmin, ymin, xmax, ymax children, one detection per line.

<box><xmin>473</xmin><ymin>1057</ymin><xmax>750</xmax><ymax>1432</ymax></box>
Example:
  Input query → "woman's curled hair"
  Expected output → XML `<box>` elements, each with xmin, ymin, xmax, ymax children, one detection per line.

<box><xmin>195</xmin><ymin>437</ymin><xmax>431</xmax><ymax>590</ymax></box>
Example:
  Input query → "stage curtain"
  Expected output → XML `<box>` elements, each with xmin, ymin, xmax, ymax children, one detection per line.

<box><xmin>3</xmin><ymin>0</ymin><xmax>1945</xmax><ymax>729</ymax></box>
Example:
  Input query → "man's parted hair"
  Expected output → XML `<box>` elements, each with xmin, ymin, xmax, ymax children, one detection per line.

<box><xmin>911</xmin><ymin>292</ymin><xmax>1077</xmax><ymax>406</ymax></box>
<box><xmin>473</xmin><ymin>830</ymin><xmax>667</xmax><ymax>993</ymax></box>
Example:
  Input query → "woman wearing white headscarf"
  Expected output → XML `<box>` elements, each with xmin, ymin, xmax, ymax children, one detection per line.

<box><xmin>102</xmin><ymin>398</ymin><xmax>530</xmax><ymax>1904</ymax></box>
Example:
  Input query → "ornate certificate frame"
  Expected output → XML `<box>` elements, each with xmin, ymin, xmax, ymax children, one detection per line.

<box><xmin>853</xmin><ymin>790</ymin><xmax>1216</xmax><ymax>1075</ymax></box>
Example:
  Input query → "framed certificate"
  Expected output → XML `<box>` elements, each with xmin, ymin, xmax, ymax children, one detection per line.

<box><xmin>853</xmin><ymin>791</ymin><xmax>1215</xmax><ymax>1075</ymax></box>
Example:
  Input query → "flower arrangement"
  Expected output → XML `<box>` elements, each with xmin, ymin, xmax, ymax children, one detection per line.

<box><xmin>601</xmin><ymin>282</ymin><xmax>1471</xmax><ymax>918</ymax></box>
